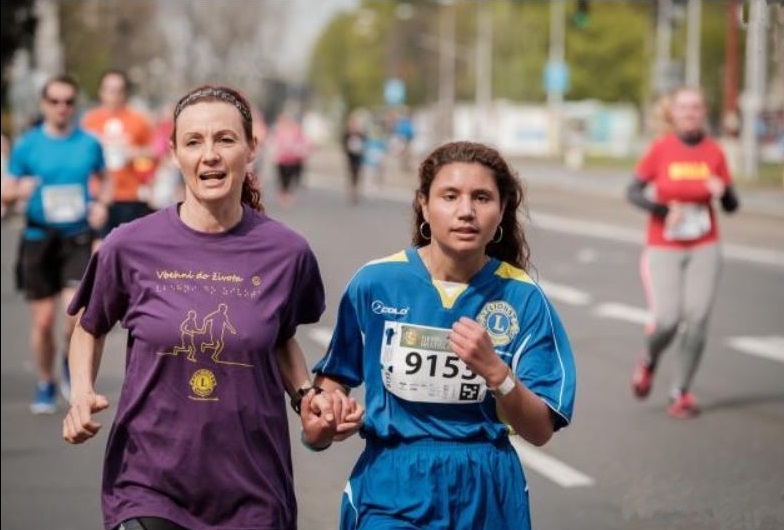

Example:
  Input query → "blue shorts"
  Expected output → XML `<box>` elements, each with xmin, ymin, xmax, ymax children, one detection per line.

<box><xmin>340</xmin><ymin>437</ymin><xmax>530</xmax><ymax>530</ymax></box>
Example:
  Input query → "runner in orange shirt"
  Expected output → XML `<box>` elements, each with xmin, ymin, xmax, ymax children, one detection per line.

<box><xmin>82</xmin><ymin>69</ymin><xmax>155</xmax><ymax>242</ymax></box>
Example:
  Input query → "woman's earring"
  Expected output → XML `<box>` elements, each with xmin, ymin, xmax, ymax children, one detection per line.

<box><xmin>492</xmin><ymin>226</ymin><xmax>504</xmax><ymax>244</ymax></box>
<box><xmin>419</xmin><ymin>222</ymin><xmax>432</xmax><ymax>240</ymax></box>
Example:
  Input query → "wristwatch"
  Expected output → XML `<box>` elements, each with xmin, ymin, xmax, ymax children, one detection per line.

<box><xmin>489</xmin><ymin>368</ymin><xmax>516</xmax><ymax>397</ymax></box>
<box><xmin>290</xmin><ymin>385</ymin><xmax>323</xmax><ymax>415</ymax></box>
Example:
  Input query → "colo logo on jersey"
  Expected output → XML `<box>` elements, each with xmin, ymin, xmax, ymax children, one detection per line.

<box><xmin>372</xmin><ymin>300</ymin><xmax>409</xmax><ymax>316</ymax></box>
<box><xmin>477</xmin><ymin>301</ymin><xmax>519</xmax><ymax>346</ymax></box>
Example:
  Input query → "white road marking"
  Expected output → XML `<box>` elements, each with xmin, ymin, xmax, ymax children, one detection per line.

<box><xmin>538</xmin><ymin>280</ymin><xmax>593</xmax><ymax>306</ymax></box>
<box><xmin>722</xmin><ymin>245</ymin><xmax>784</xmax><ymax>269</ymax></box>
<box><xmin>726</xmin><ymin>336</ymin><xmax>784</xmax><ymax>364</ymax></box>
<box><xmin>593</xmin><ymin>302</ymin><xmax>650</xmax><ymax>325</ymax></box>
<box><xmin>531</xmin><ymin>212</ymin><xmax>641</xmax><ymax>245</ymax></box>
<box><xmin>531</xmin><ymin>212</ymin><xmax>784</xmax><ymax>270</ymax></box>
<box><xmin>510</xmin><ymin>436</ymin><xmax>595</xmax><ymax>488</ymax></box>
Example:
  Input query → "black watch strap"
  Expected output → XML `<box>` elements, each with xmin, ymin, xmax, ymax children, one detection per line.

<box><xmin>290</xmin><ymin>385</ymin><xmax>323</xmax><ymax>415</ymax></box>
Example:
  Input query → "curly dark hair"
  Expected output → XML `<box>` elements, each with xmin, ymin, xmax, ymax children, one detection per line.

<box><xmin>411</xmin><ymin>141</ymin><xmax>531</xmax><ymax>271</ymax></box>
<box><xmin>170</xmin><ymin>85</ymin><xmax>263</xmax><ymax>212</ymax></box>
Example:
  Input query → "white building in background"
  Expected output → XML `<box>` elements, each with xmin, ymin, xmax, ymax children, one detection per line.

<box><xmin>411</xmin><ymin>100</ymin><xmax>640</xmax><ymax>162</ymax></box>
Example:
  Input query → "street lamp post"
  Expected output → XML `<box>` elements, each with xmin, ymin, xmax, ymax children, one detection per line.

<box><xmin>653</xmin><ymin>0</ymin><xmax>674</xmax><ymax>95</ymax></box>
<box><xmin>741</xmin><ymin>0</ymin><xmax>768</xmax><ymax>180</ymax></box>
<box><xmin>438</xmin><ymin>1</ymin><xmax>456</xmax><ymax>144</ymax></box>
<box><xmin>475</xmin><ymin>1</ymin><xmax>493</xmax><ymax>141</ymax></box>
<box><xmin>547</xmin><ymin>0</ymin><xmax>567</xmax><ymax>158</ymax></box>
<box><xmin>685</xmin><ymin>0</ymin><xmax>702</xmax><ymax>87</ymax></box>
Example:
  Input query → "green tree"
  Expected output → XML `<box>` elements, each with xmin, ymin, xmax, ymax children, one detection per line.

<box><xmin>492</xmin><ymin>2</ymin><xmax>550</xmax><ymax>102</ymax></box>
<box><xmin>58</xmin><ymin>1</ymin><xmax>161</xmax><ymax>102</ymax></box>
<box><xmin>566</xmin><ymin>2</ymin><xmax>649</xmax><ymax>103</ymax></box>
<box><xmin>306</xmin><ymin>0</ymin><xmax>737</xmax><ymax>125</ymax></box>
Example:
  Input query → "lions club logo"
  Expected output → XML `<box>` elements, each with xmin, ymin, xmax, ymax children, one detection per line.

<box><xmin>190</xmin><ymin>369</ymin><xmax>217</xmax><ymax>399</ymax></box>
<box><xmin>477</xmin><ymin>301</ymin><xmax>519</xmax><ymax>346</ymax></box>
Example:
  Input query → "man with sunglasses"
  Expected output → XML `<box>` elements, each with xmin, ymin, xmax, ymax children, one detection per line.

<box><xmin>1</xmin><ymin>74</ymin><xmax>110</xmax><ymax>414</ymax></box>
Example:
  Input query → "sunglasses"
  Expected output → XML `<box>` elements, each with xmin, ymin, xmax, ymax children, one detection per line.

<box><xmin>45</xmin><ymin>96</ymin><xmax>76</xmax><ymax>107</ymax></box>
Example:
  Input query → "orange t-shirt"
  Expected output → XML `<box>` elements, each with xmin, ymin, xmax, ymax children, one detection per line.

<box><xmin>635</xmin><ymin>133</ymin><xmax>732</xmax><ymax>249</ymax></box>
<box><xmin>82</xmin><ymin>106</ymin><xmax>154</xmax><ymax>202</ymax></box>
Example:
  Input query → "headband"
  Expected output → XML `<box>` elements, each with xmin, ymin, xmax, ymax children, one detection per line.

<box><xmin>174</xmin><ymin>87</ymin><xmax>252</xmax><ymax>124</ymax></box>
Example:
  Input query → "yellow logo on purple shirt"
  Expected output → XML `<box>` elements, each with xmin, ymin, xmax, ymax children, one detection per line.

<box><xmin>190</xmin><ymin>369</ymin><xmax>217</xmax><ymax>400</ymax></box>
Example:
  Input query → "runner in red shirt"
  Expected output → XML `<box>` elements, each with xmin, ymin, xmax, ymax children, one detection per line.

<box><xmin>627</xmin><ymin>86</ymin><xmax>740</xmax><ymax>419</ymax></box>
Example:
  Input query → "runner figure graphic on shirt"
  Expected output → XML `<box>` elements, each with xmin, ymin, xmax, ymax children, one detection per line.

<box><xmin>200</xmin><ymin>303</ymin><xmax>244</xmax><ymax>365</ymax></box>
<box><xmin>163</xmin><ymin>304</ymin><xmax>247</xmax><ymax>366</ymax></box>
<box><xmin>171</xmin><ymin>310</ymin><xmax>204</xmax><ymax>361</ymax></box>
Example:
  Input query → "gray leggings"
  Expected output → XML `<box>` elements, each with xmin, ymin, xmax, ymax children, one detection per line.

<box><xmin>641</xmin><ymin>243</ymin><xmax>722</xmax><ymax>394</ymax></box>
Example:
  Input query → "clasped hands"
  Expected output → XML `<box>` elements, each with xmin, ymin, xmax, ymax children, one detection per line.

<box><xmin>300</xmin><ymin>389</ymin><xmax>364</xmax><ymax>450</ymax></box>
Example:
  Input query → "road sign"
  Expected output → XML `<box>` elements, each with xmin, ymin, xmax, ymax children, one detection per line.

<box><xmin>384</xmin><ymin>77</ymin><xmax>406</xmax><ymax>106</ymax></box>
<box><xmin>543</xmin><ymin>61</ymin><xmax>570</xmax><ymax>94</ymax></box>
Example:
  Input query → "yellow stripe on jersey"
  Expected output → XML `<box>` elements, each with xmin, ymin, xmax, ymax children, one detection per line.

<box><xmin>432</xmin><ymin>279</ymin><xmax>468</xmax><ymax>309</ymax></box>
<box><xmin>493</xmin><ymin>262</ymin><xmax>533</xmax><ymax>283</ymax></box>
<box><xmin>367</xmin><ymin>250</ymin><xmax>409</xmax><ymax>266</ymax></box>
<box><xmin>496</xmin><ymin>402</ymin><xmax>517</xmax><ymax>435</ymax></box>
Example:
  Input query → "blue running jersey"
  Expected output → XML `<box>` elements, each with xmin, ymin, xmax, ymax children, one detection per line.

<box><xmin>9</xmin><ymin>124</ymin><xmax>105</xmax><ymax>239</ymax></box>
<box><xmin>314</xmin><ymin>247</ymin><xmax>576</xmax><ymax>442</ymax></box>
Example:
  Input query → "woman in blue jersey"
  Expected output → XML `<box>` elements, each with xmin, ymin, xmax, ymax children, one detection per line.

<box><xmin>313</xmin><ymin>141</ymin><xmax>577</xmax><ymax>530</ymax></box>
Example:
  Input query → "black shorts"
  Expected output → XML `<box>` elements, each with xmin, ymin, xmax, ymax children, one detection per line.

<box><xmin>98</xmin><ymin>201</ymin><xmax>153</xmax><ymax>239</ymax></box>
<box><xmin>16</xmin><ymin>230</ymin><xmax>93</xmax><ymax>300</ymax></box>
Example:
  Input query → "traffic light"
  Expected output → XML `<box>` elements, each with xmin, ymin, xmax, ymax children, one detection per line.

<box><xmin>572</xmin><ymin>0</ymin><xmax>589</xmax><ymax>29</ymax></box>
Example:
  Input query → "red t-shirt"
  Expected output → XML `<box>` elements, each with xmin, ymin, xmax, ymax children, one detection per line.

<box><xmin>635</xmin><ymin>133</ymin><xmax>732</xmax><ymax>248</ymax></box>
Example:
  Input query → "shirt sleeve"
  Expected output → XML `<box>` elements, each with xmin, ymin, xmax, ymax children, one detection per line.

<box><xmin>91</xmin><ymin>136</ymin><xmax>106</xmax><ymax>174</ymax></box>
<box><xmin>514</xmin><ymin>288</ymin><xmax>576</xmax><ymax>431</ymax></box>
<box><xmin>634</xmin><ymin>141</ymin><xmax>660</xmax><ymax>184</ymax></box>
<box><xmin>67</xmin><ymin>238</ymin><xmax>129</xmax><ymax>337</ymax></box>
<box><xmin>627</xmin><ymin>177</ymin><xmax>669</xmax><ymax>218</ymax></box>
<box><xmin>277</xmin><ymin>245</ymin><xmax>325</xmax><ymax>343</ymax></box>
<box><xmin>714</xmin><ymin>144</ymin><xmax>732</xmax><ymax>184</ymax></box>
<box><xmin>8</xmin><ymin>136</ymin><xmax>30</xmax><ymax>178</ymax></box>
<box><xmin>312</xmin><ymin>280</ymin><xmax>365</xmax><ymax>388</ymax></box>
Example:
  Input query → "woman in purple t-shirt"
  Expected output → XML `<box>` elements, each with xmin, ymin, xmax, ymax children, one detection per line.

<box><xmin>62</xmin><ymin>85</ymin><xmax>364</xmax><ymax>530</ymax></box>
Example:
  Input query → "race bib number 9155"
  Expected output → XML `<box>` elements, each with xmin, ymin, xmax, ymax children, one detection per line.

<box><xmin>380</xmin><ymin>321</ymin><xmax>487</xmax><ymax>404</ymax></box>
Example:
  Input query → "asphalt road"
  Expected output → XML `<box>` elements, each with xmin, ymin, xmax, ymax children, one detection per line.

<box><xmin>2</xmin><ymin>156</ymin><xmax>782</xmax><ymax>530</ymax></box>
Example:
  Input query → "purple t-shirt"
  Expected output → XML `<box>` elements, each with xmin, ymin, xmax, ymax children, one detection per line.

<box><xmin>68</xmin><ymin>204</ymin><xmax>325</xmax><ymax>530</ymax></box>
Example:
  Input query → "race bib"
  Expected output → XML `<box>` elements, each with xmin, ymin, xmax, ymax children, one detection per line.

<box><xmin>41</xmin><ymin>184</ymin><xmax>86</xmax><ymax>223</ymax></box>
<box><xmin>103</xmin><ymin>118</ymin><xmax>129</xmax><ymax>170</ymax></box>
<box><xmin>664</xmin><ymin>204</ymin><xmax>711</xmax><ymax>241</ymax></box>
<box><xmin>380</xmin><ymin>322</ymin><xmax>487</xmax><ymax>404</ymax></box>
<box><xmin>104</xmin><ymin>143</ymin><xmax>129</xmax><ymax>171</ymax></box>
